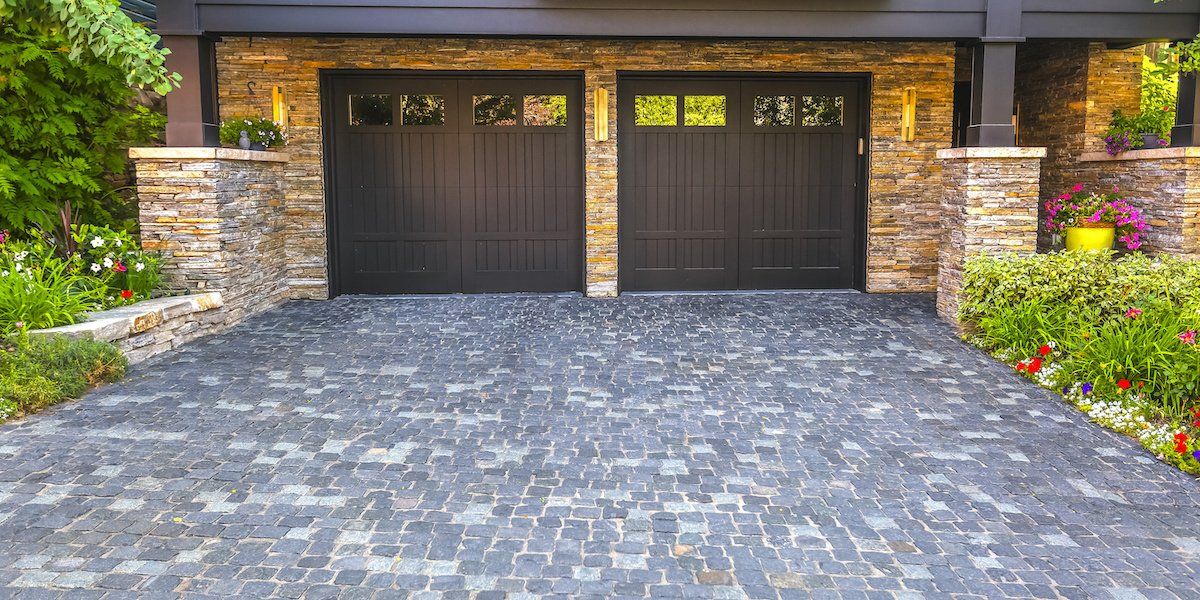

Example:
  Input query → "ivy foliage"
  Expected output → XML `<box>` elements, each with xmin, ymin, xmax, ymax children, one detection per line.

<box><xmin>0</xmin><ymin>0</ymin><xmax>171</xmax><ymax>233</ymax></box>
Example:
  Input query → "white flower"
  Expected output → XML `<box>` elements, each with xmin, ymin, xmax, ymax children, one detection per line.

<box><xmin>90</xmin><ymin>262</ymin><xmax>101</xmax><ymax>273</ymax></box>
<box><xmin>102</xmin><ymin>257</ymin><xmax>113</xmax><ymax>268</ymax></box>
<box><xmin>134</xmin><ymin>262</ymin><xmax>145</xmax><ymax>272</ymax></box>
<box><xmin>90</xmin><ymin>236</ymin><xmax>104</xmax><ymax>248</ymax></box>
<box><xmin>115</xmin><ymin>239</ymin><xmax>122</xmax><ymax>247</ymax></box>
<box><xmin>0</xmin><ymin>270</ymin><xmax>7</xmax><ymax>277</ymax></box>
<box><xmin>13</xmin><ymin>251</ymin><xmax>27</xmax><ymax>261</ymax></box>
<box><xmin>13</xmin><ymin>263</ymin><xmax>21</xmax><ymax>273</ymax></box>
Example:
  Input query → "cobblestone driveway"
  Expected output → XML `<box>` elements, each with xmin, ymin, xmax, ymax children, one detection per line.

<box><xmin>2</xmin><ymin>293</ymin><xmax>1199</xmax><ymax>599</ymax></box>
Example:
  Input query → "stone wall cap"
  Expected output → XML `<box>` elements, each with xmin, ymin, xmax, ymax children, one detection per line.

<box><xmin>936</xmin><ymin>147</ymin><xmax>1048</xmax><ymax>160</ymax></box>
<box><xmin>28</xmin><ymin>292</ymin><xmax>225</xmax><ymax>343</ymax></box>
<box><xmin>1078</xmin><ymin>147</ymin><xmax>1200</xmax><ymax>162</ymax></box>
<box><xmin>128</xmin><ymin>147</ymin><xmax>290</xmax><ymax>163</ymax></box>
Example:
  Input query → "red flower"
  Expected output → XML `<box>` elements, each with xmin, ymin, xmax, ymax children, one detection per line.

<box><xmin>1174</xmin><ymin>432</ymin><xmax>1190</xmax><ymax>454</ymax></box>
<box><xmin>1117</xmin><ymin>379</ymin><xmax>1132</xmax><ymax>390</ymax></box>
<box><xmin>120</xmin><ymin>289</ymin><xmax>133</xmax><ymax>300</ymax></box>
<box><xmin>1015</xmin><ymin>362</ymin><xmax>1027</xmax><ymax>372</ymax></box>
<box><xmin>113</xmin><ymin>261</ymin><xmax>127</xmax><ymax>273</ymax></box>
<box><xmin>1027</xmin><ymin>357</ymin><xmax>1043</xmax><ymax>374</ymax></box>
<box><xmin>1038</xmin><ymin>344</ymin><xmax>1052</xmax><ymax>357</ymax></box>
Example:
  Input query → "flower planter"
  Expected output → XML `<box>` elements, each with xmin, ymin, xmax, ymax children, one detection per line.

<box><xmin>1140</xmin><ymin>133</ymin><xmax>1164</xmax><ymax>149</ymax></box>
<box><xmin>1064</xmin><ymin>225</ymin><xmax>1116</xmax><ymax>252</ymax></box>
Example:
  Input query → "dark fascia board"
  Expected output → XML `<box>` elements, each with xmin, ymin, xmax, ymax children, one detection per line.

<box><xmin>174</xmin><ymin>0</ymin><xmax>1199</xmax><ymax>41</ymax></box>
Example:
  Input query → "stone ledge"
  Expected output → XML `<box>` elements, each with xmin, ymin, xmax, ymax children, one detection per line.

<box><xmin>936</xmin><ymin>147</ymin><xmax>1048</xmax><ymax>160</ymax></box>
<box><xmin>1078</xmin><ymin>146</ymin><xmax>1200</xmax><ymax>162</ymax></box>
<box><xmin>129</xmin><ymin>147</ymin><xmax>290</xmax><ymax>163</ymax></box>
<box><xmin>29</xmin><ymin>293</ymin><xmax>225</xmax><ymax>363</ymax></box>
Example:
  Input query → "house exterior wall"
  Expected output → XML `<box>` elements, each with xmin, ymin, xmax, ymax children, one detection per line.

<box><xmin>1015</xmin><ymin>41</ymin><xmax>1143</xmax><ymax>247</ymax></box>
<box><xmin>214</xmin><ymin>37</ymin><xmax>955</xmax><ymax>298</ymax></box>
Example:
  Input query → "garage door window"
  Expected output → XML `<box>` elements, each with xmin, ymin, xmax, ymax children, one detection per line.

<box><xmin>349</xmin><ymin>94</ymin><xmax>393</xmax><ymax>126</ymax></box>
<box><xmin>634</xmin><ymin>95</ymin><xmax>677</xmax><ymax>126</ymax></box>
<box><xmin>683</xmin><ymin>95</ymin><xmax>726</xmax><ymax>126</ymax></box>
<box><xmin>801</xmin><ymin>95</ymin><xmax>844</xmax><ymax>127</ymax></box>
<box><xmin>473</xmin><ymin>95</ymin><xmax>518</xmax><ymax>126</ymax></box>
<box><xmin>523</xmin><ymin>95</ymin><xmax>567</xmax><ymax>126</ymax></box>
<box><xmin>753</xmin><ymin>95</ymin><xmax>795</xmax><ymax>127</ymax></box>
<box><xmin>401</xmin><ymin>95</ymin><xmax>445</xmax><ymax>126</ymax></box>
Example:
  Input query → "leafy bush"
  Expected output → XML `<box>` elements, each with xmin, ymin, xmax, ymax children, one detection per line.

<box><xmin>219</xmin><ymin>116</ymin><xmax>287</xmax><ymax>149</ymax></box>
<box><xmin>0</xmin><ymin>28</ymin><xmax>165</xmax><ymax>233</ymax></box>
<box><xmin>0</xmin><ymin>331</ymin><xmax>126</xmax><ymax>420</ymax></box>
<box><xmin>960</xmin><ymin>251</ymin><xmax>1200</xmax><ymax>329</ymax></box>
<box><xmin>72</xmin><ymin>224</ymin><xmax>162</xmax><ymax>301</ymax></box>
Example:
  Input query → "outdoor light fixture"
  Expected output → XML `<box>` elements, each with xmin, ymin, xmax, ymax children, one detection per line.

<box><xmin>594</xmin><ymin>87</ymin><xmax>609</xmax><ymax>141</ymax></box>
<box><xmin>272</xmin><ymin>86</ymin><xmax>289</xmax><ymax>129</ymax></box>
<box><xmin>900</xmin><ymin>87</ymin><xmax>917</xmax><ymax>142</ymax></box>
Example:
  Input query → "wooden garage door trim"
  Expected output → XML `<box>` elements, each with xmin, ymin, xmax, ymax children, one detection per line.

<box><xmin>616</xmin><ymin>72</ymin><xmax>870</xmax><ymax>292</ymax></box>
<box><xmin>320</xmin><ymin>70</ymin><xmax>586</xmax><ymax>296</ymax></box>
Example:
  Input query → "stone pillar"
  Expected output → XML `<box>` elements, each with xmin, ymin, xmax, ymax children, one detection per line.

<box><xmin>584</xmin><ymin>68</ymin><xmax>619</xmax><ymax>297</ymax></box>
<box><xmin>935</xmin><ymin>147</ymin><xmax>1047</xmax><ymax>326</ymax></box>
<box><xmin>130</xmin><ymin>147</ymin><xmax>292</xmax><ymax>326</ymax></box>
<box><xmin>1077</xmin><ymin>147</ymin><xmax>1200</xmax><ymax>259</ymax></box>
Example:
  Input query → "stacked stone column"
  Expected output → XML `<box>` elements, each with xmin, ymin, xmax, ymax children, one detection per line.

<box><xmin>1076</xmin><ymin>147</ymin><xmax>1200</xmax><ymax>260</ymax></box>
<box><xmin>130</xmin><ymin>147</ymin><xmax>292</xmax><ymax>327</ymax></box>
<box><xmin>935</xmin><ymin>147</ymin><xmax>1047</xmax><ymax>327</ymax></box>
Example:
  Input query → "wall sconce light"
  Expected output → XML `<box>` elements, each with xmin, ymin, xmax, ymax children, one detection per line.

<box><xmin>272</xmin><ymin>86</ymin><xmax>289</xmax><ymax>129</ymax></box>
<box><xmin>594</xmin><ymin>87</ymin><xmax>609</xmax><ymax>142</ymax></box>
<box><xmin>900</xmin><ymin>87</ymin><xmax>917</xmax><ymax>142</ymax></box>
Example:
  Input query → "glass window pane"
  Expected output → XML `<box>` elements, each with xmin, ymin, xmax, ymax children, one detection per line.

<box><xmin>401</xmin><ymin>95</ymin><xmax>445</xmax><ymax>126</ymax></box>
<box><xmin>754</xmin><ymin>95</ymin><xmax>795</xmax><ymax>127</ymax></box>
<box><xmin>349</xmin><ymin>94</ymin><xmax>392</xmax><ymax>126</ymax></box>
<box><xmin>473</xmin><ymin>95</ymin><xmax>517</xmax><ymax>126</ymax></box>
<box><xmin>683</xmin><ymin>96</ymin><xmax>726</xmax><ymax>127</ymax></box>
<box><xmin>634</xmin><ymin>95</ymin><xmax>677</xmax><ymax>126</ymax></box>
<box><xmin>523</xmin><ymin>95</ymin><xmax>567</xmax><ymax>126</ymax></box>
<box><xmin>801</xmin><ymin>95</ymin><xmax>844</xmax><ymax>127</ymax></box>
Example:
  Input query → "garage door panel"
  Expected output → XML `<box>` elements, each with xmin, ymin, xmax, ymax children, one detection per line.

<box><xmin>330</xmin><ymin>75</ymin><xmax>582</xmax><ymax>295</ymax></box>
<box><xmin>620</xmin><ymin>76</ymin><xmax>861</xmax><ymax>291</ymax></box>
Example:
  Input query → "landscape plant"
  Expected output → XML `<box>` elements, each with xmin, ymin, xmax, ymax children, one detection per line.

<box><xmin>219</xmin><ymin>117</ymin><xmax>287</xmax><ymax>149</ymax></box>
<box><xmin>1043</xmin><ymin>184</ymin><xmax>1147</xmax><ymax>250</ymax></box>
<box><xmin>961</xmin><ymin>251</ymin><xmax>1200</xmax><ymax>475</ymax></box>
<box><xmin>0</xmin><ymin>0</ymin><xmax>174</xmax><ymax>233</ymax></box>
<box><xmin>0</xmin><ymin>326</ymin><xmax>126</xmax><ymax>422</ymax></box>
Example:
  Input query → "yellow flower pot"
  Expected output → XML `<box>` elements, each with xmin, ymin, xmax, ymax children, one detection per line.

<box><xmin>1064</xmin><ymin>226</ymin><xmax>1116</xmax><ymax>252</ymax></box>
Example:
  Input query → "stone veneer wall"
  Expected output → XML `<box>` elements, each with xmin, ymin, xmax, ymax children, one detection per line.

<box><xmin>215</xmin><ymin>38</ymin><xmax>955</xmax><ymax>296</ymax></box>
<box><xmin>131</xmin><ymin>148</ymin><xmax>291</xmax><ymax>326</ymax></box>
<box><xmin>1015</xmin><ymin>42</ymin><xmax>1143</xmax><ymax>248</ymax></box>
<box><xmin>935</xmin><ymin>148</ymin><xmax>1046</xmax><ymax>326</ymax></box>
<box><xmin>1076</xmin><ymin>148</ymin><xmax>1200</xmax><ymax>259</ymax></box>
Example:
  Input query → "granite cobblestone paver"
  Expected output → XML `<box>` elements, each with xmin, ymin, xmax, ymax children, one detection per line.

<box><xmin>1</xmin><ymin>292</ymin><xmax>1199</xmax><ymax>599</ymax></box>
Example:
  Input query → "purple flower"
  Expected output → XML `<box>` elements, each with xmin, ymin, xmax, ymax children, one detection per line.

<box><xmin>1081</xmin><ymin>382</ymin><xmax>1093</xmax><ymax>395</ymax></box>
<box><xmin>1194</xmin><ymin>450</ymin><xmax>1200</xmax><ymax>461</ymax></box>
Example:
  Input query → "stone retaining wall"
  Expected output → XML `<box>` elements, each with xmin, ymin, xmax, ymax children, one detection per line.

<box><xmin>1076</xmin><ymin>147</ymin><xmax>1200</xmax><ymax>259</ymax></box>
<box><xmin>130</xmin><ymin>147</ymin><xmax>291</xmax><ymax>326</ymax></box>
<box><xmin>30</xmin><ymin>293</ymin><xmax>225</xmax><ymax>364</ymax></box>
<box><xmin>936</xmin><ymin>147</ymin><xmax>1047</xmax><ymax>326</ymax></box>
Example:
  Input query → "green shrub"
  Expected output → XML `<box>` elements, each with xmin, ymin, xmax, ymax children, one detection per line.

<box><xmin>960</xmin><ymin>251</ymin><xmax>1200</xmax><ymax>327</ymax></box>
<box><xmin>974</xmin><ymin>300</ymin><xmax>1096</xmax><ymax>358</ymax></box>
<box><xmin>0</xmin><ymin>333</ymin><xmax>125</xmax><ymax>419</ymax></box>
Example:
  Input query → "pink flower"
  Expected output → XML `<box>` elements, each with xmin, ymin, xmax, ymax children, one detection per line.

<box><xmin>1125</xmin><ymin>307</ymin><xmax>1143</xmax><ymax>319</ymax></box>
<box><xmin>113</xmin><ymin>261</ymin><xmax>127</xmax><ymax>273</ymax></box>
<box><xmin>1072</xmin><ymin>183</ymin><xmax>1084</xmax><ymax>193</ymax></box>
<box><xmin>1180</xmin><ymin>330</ymin><xmax>1197</xmax><ymax>345</ymax></box>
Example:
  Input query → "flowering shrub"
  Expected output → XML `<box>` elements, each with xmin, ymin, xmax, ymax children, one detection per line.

<box><xmin>963</xmin><ymin>251</ymin><xmax>1200</xmax><ymax>476</ymax></box>
<box><xmin>1043</xmin><ymin>184</ymin><xmax>1147</xmax><ymax>250</ymax></box>
<box><xmin>0</xmin><ymin>225</ymin><xmax>161</xmax><ymax>332</ymax></box>
<box><xmin>218</xmin><ymin>116</ymin><xmax>287</xmax><ymax>149</ymax></box>
<box><xmin>1104</xmin><ymin>108</ymin><xmax>1172</xmax><ymax>156</ymax></box>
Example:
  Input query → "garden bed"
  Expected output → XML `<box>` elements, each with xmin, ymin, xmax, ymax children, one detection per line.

<box><xmin>29</xmin><ymin>292</ymin><xmax>225</xmax><ymax>364</ymax></box>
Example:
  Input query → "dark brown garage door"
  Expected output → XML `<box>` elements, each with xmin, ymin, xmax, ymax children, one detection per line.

<box><xmin>618</xmin><ymin>76</ymin><xmax>863</xmax><ymax>291</ymax></box>
<box><xmin>328</xmin><ymin>75</ymin><xmax>583</xmax><ymax>294</ymax></box>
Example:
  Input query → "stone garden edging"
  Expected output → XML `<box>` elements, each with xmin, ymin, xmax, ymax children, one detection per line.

<box><xmin>29</xmin><ymin>292</ymin><xmax>225</xmax><ymax>364</ymax></box>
